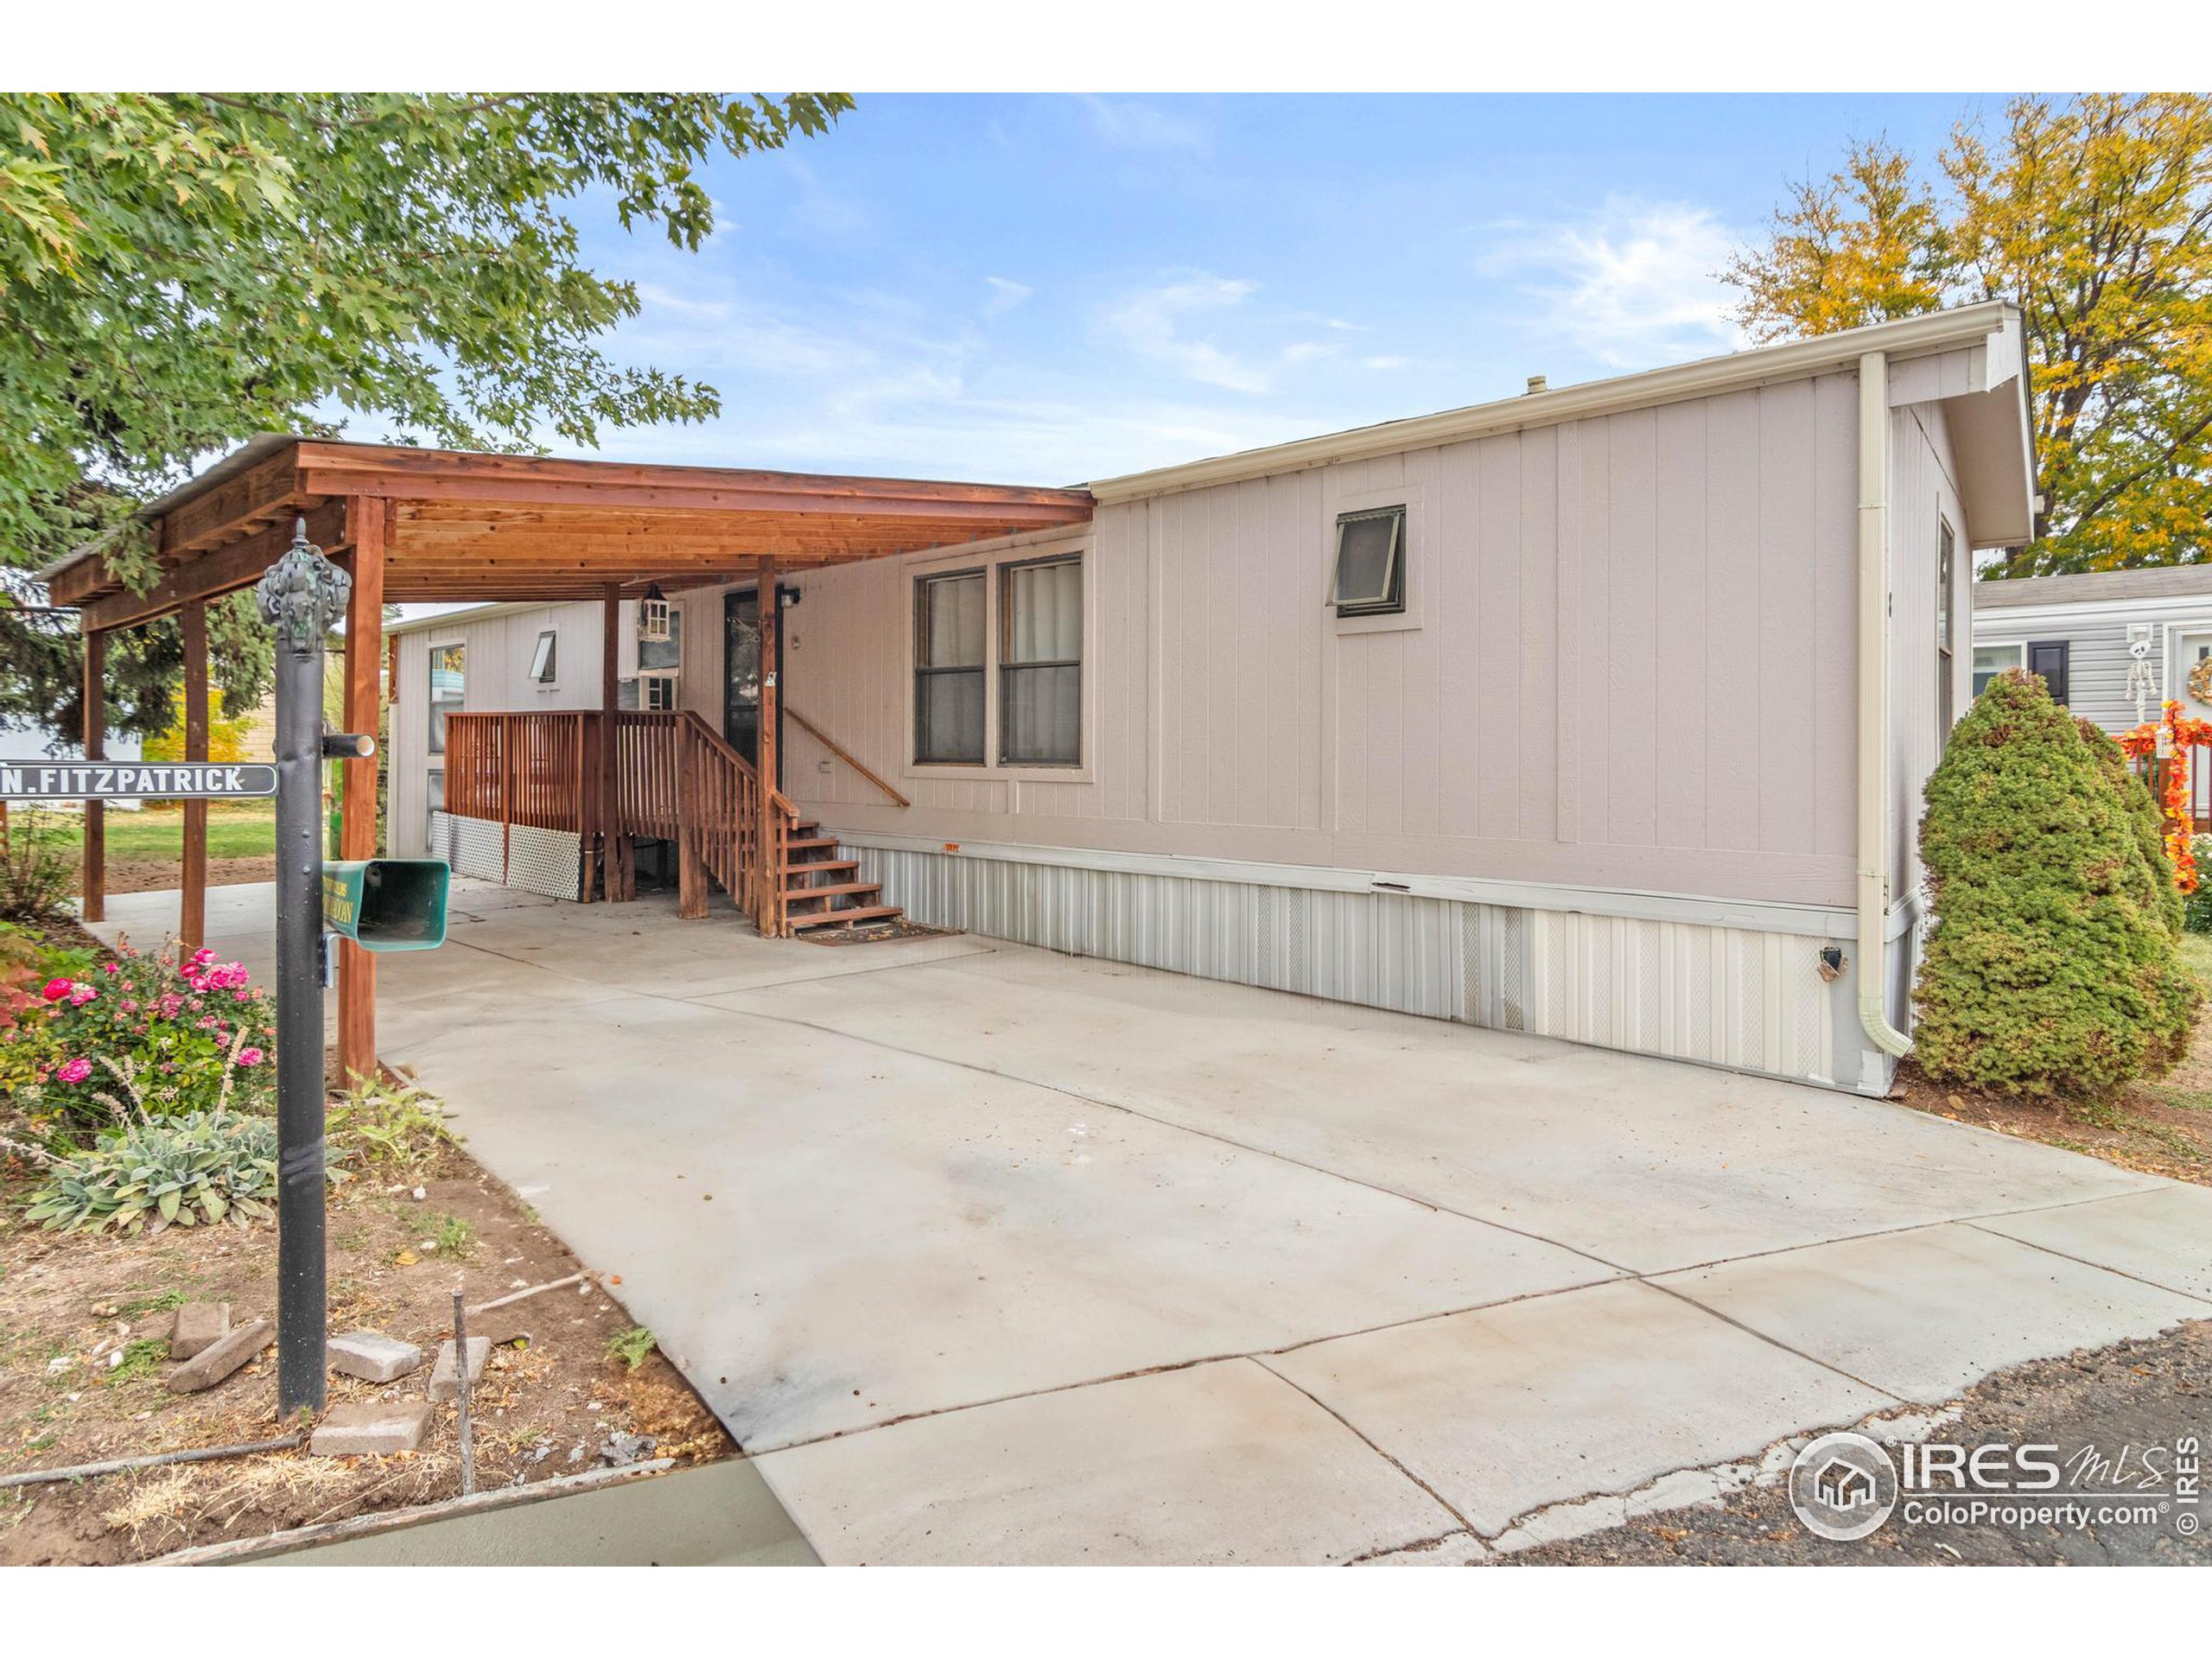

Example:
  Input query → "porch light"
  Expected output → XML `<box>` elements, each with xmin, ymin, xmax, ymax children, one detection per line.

<box><xmin>639</xmin><ymin>582</ymin><xmax>671</xmax><ymax>645</ymax></box>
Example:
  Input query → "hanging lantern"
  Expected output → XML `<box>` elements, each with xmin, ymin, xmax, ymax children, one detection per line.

<box><xmin>638</xmin><ymin>582</ymin><xmax>671</xmax><ymax>645</ymax></box>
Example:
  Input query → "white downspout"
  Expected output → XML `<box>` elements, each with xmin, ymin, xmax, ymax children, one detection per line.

<box><xmin>1859</xmin><ymin>348</ymin><xmax>1912</xmax><ymax>1060</ymax></box>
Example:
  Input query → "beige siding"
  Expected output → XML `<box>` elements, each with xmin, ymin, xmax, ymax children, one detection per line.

<box><xmin>389</xmin><ymin>599</ymin><xmax>614</xmax><ymax>856</ymax></box>
<box><xmin>639</xmin><ymin>369</ymin><xmax>1872</xmax><ymax>910</ymax></box>
<box><xmin>1888</xmin><ymin>403</ymin><xmax>1973</xmax><ymax>907</ymax></box>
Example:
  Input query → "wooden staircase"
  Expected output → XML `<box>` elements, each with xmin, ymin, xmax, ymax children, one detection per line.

<box><xmin>778</xmin><ymin>819</ymin><xmax>905</xmax><ymax>933</ymax></box>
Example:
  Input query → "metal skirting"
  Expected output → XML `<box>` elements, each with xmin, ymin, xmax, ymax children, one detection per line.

<box><xmin>429</xmin><ymin>812</ymin><xmax>582</xmax><ymax>902</ymax></box>
<box><xmin>848</xmin><ymin>844</ymin><xmax>1845</xmax><ymax>1089</ymax></box>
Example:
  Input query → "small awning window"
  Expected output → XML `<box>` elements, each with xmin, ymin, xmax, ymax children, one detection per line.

<box><xmin>1331</xmin><ymin>506</ymin><xmax>1405</xmax><ymax>616</ymax></box>
<box><xmin>529</xmin><ymin>629</ymin><xmax>557</xmax><ymax>683</ymax></box>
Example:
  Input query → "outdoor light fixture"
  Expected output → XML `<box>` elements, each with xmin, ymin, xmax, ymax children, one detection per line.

<box><xmin>639</xmin><ymin>582</ymin><xmax>672</xmax><ymax>645</ymax></box>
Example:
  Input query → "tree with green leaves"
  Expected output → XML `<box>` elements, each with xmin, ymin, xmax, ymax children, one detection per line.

<box><xmin>1726</xmin><ymin>94</ymin><xmax>2212</xmax><ymax>576</ymax></box>
<box><xmin>0</xmin><ymin>92</ymin><xmax>850</xmax><ymax>739</ymax></box>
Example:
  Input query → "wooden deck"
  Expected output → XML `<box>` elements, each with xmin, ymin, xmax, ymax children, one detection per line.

<box><xmin>442</xmin><ymin>710</ymin><xmax>893</xmax><ymax>939</ymax></box>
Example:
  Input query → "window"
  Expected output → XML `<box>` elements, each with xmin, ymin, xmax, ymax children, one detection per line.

<box><xmin>427</xmin><ymin>643</ymin><xmax>465</xmax><ymax>755</ymax></box>
<box><xmin>914</xmin><ymin>569</ymin><xmax>986</xmax><ymax>764</ymax></box>
<box><xmin>1972</xmin><ymin>642</ymin><xmax>2024</xmax><ymax>698</ymax></box>
<box><xmin>529</xmin><ymin>629</ymin><xmax>557</xmax><ymax>684</ymax></box>
<box><xmin>1331</xmin><ymin>505</ymin><xmax>1406</xmax><ymax>617</ymax></box>
<box><xmin>1937</xmin><ymin>518</ymin><xmax>1955</xmax><ymax>733</ymax></box>
<box><xmin>1000</xmin><ymin>556</ymin><xmax>1082</xmax><ymax>766</ymax></box>
<box><xmin>2028</xmin><ymin>639</ymin><xmax>2071</xmax><ymax>706</ymax></box>
<box><xmin>425</xmin><ymin>766</ymin><xmax>445</xmax><ymax>847</ymax></box>
<box><xmin>642</xmin><ymin>676</ymin><xmax>677</xmax><ymax>712</ymax></box>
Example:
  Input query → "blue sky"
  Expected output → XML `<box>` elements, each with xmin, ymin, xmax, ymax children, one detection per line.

<box><xmin>512</xmin><ymin>93</ymin><xmax>1980</xmax><ymax>486</ymax></box>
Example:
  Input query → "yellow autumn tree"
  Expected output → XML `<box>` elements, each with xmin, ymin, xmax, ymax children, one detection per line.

<box><xmin>1726</xmin><ymin>96</ymin><xmax>2212</xmax><ymax>576</ymax></box>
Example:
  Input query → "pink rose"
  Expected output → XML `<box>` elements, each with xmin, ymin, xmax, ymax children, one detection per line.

<box><xmin>237</xmin><ymin>1046</ymin><xmax>265</xmax><ymax>1067</ymax></box>
<box><xmin>41</xmin><ymin>977</ymin><xmax>72</xmax><ymax>1002</ymax></box>
<box><xmin>67</xmin><ymin>982</ymin><xmax>96</xmax><ymax>1006</ymax></box>
<box><xmin>54</xmin><ymin>1058</ymin><xmax>92</xmax><ymax>1084</ymax></box>
<box><xmin>99</xmin><ymin>962</ymin><xmax>119</xmax><ymax>976</ymax></box>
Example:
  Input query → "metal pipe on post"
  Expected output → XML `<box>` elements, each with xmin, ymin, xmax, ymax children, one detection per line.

<box><xmin>257</xmin><ymin>521</ymin><xmax>352</xmax><ymax>1421</ymax></box>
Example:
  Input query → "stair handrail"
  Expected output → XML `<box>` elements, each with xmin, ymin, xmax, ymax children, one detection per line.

<box><xmin>785</xmin><ymin>705</ymin><xmax>911</xmax><ymax>808</ymax></box>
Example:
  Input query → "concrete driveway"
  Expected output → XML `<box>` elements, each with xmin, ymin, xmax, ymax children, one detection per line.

<box><xmin>90</xmin><ymin>882</ymin><xmax>2212</xmax><ymax>1564</ymax></box>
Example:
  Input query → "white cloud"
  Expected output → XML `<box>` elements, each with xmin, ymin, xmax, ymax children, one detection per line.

<box><xmin>983</xmin><ymin>276</ymin><xmax>1033</xmax><ymax>315</ymax></box>
<box><xmin>1076</xmin><ymin>95</ymin><xmax>1208</xmax><ymax>153</ymax></box>
<box><xmin>1478</xmin><ymin>197</ymin><xmax>1747</xmax><ymax>369</ymax></box>
<box><xmin>1363</xmin><ymin>355</ymin><xmax>1409</xmax><ymax>371</ymax></box>
<box><xmin>1096</xmin><ymin>274</ymin><xmax>1348</xmax><ymax>396</ymax></box>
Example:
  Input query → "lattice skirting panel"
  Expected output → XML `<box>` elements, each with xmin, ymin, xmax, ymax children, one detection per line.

<box><xmin>848</xmin><ymin>844</ymin><xmax>1870</xmax><ymax>1092</ymax></box>
<box><xmin>428</xmin><ymin>812</ymin><xmax>582</xmax><ymax>902</ymax></box>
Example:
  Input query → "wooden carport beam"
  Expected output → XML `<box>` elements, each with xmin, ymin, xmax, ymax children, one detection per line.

<box><xmin>48</xmin><ymin>445</ymin><xmax>306</xmax><ymax>607</ymax></box>
<box><xmin>76</xmin><ymin>500</ymin><xmax>350</xmax><ymax>634</ymax></box>
<box><xmin>337</xmin><ymin>495</ymin><xmax>387</xmax><ymax>1086</ymax></box>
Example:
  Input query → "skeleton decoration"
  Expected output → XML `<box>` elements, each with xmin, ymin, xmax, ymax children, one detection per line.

<box><xmin>255</xmin><ymin>517</ymin><xmax>353</xmax><ymax>653</ymax></box>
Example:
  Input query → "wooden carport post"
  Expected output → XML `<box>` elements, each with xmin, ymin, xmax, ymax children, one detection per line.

<box><xmin>179</xmin><ymin>599</ymin><xmax>209</xmax><ymax>950</ymax></box>
<box><xmin>757</xmin><ymin>555</ymin><xmax>779</xmax><ymax>938</ymax></box>
<box><xmin>599</xmin><ymin>582</ymin><xmax>621</xmax><ymax>902</ymax></box>
<box><xmin>337</xmin><ymin>496</ymin><xmax>386</xmax><ymax>1086</ymax></box>
<box><xmin>80</xmin><ymin>626</ymin><xmax>105</xmax><ymax>923</ymax></box>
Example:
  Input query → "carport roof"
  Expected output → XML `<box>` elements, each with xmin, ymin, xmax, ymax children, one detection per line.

<box><xmin>48</xmin><ymin>435</ymin><xmax>1096</xmax><ymax>632</ymax></box>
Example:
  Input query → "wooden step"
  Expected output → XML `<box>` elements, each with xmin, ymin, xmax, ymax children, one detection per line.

<box><xmin>781</xmin><ymin>857</ymin><xmax>860</xmax><ymax>879</ymax></box>
<box><xmin>781</xmin><ymin>880</ymin><xmax>882</xmax><ymax>904</ymax></box>
<box><xmin>787</xmin><ymin>904</ymin><xmax>903</xmax><ymax>931</ymax></box>
<box><xmin>783</xmin><ymin>836</ymin><xmax>842</xmax><ymax>855</ymax></box>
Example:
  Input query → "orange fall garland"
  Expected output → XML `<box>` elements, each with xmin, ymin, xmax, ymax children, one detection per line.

<box><xmin>2117</xmin><ymin>700</ymin><xmax>2212</xmax><ymax>893</ymax></box>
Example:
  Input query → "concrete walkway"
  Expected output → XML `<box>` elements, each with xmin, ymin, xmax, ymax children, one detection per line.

<box><xmin>91</xmin><ymin>882</ymin><xmax>2212</xmax><ymax>1565</ymax></box>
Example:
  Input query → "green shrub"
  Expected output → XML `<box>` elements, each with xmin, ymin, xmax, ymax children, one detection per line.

<box><xmin>2189</xmin><ymin>838</ymin><xmax>2212</xmax><ymax>934</ymax></box>
<box><xmin>0</xmin><ymin>812</ymin><xmax>74</xmax><ymax>924</ymax></box>
<box><xmin>2077</xmin><ymin>716</ymin><xmax>2186</xmax><ymax>937</ymax></box>
<box><xmin>1914</xmin><ymin>671</ymin><xmax>2202</xmax><ymax>1097</ymax></box>
<box><xmin>20</xmin><ymin>1109</ymin><xmax>336</xmax><ymax>1234</ymax></box>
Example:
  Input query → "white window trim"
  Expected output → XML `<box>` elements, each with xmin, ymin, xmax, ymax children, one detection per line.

<box><xmin>427</xmin><ymin>638</ymin><xmax>466</xmax><ymax>756</ymax></box>
<box><xmin>901</xmin><ymin>536</ymin><xmax>1095</xmax><ymax>784</ymax></box>
<box><xmin>529</xmin><ymin>627</ymin><xmax>561</xmax><ymax>692</ymax></box>
<box><xmin>1327</xmin><ymin>480</ymin><xmax>1426</xmax><ymax>636</ymax></box>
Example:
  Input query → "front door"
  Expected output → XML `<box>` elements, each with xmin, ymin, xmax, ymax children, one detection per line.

<box><xmin>722</xmin><ymin>588</ymin><xmax>785</xmax><ymax>785</ymax></box>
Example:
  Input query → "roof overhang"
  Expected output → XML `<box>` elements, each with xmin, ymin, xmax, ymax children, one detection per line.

<box><xmin>48</xmin><ymin>439</ymin><xmax>1096</xmax><ymax>632</ymax></box>
<box><xmin>1086</xmin><ymin>300</ymin><xmax>2035</xmax><ymax>521</ymax></box>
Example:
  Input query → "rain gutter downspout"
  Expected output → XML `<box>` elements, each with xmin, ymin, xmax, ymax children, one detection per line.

<box><xmin>1859</xmin><ymin>348</ymin><xmax>1913</xmax><ymax>1061</ymax></box>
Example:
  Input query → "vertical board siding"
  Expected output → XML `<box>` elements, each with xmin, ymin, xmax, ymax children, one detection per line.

<box><xmin>1890</xmin><ymin>404</ymin><xmax>1968</xmax><ymax>902</ymax></box>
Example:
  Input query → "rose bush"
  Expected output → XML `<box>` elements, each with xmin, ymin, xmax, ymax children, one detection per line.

<box><xmin>7</xmin><ymin>938</ymin><xmax>276</xmax><ymax>1143</ymax></box>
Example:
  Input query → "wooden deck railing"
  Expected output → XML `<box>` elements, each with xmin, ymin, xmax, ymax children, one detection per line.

<box><xmin>442</xmin><ymin>709</ymin><xmax>804</xmax><ymax>935</ymax></box>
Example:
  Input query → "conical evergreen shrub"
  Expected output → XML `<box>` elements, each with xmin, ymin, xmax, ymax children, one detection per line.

<box><xmin>1913</xmin><ymin>670</ymin><xmax>2200</xmax><ymax>1097</ymax></box>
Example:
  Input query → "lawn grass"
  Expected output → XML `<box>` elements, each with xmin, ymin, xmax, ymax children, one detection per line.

<box><xmin>22</xmin><ymin>801</ymin><xmax>275</xmax><ymax>863</ymax></box>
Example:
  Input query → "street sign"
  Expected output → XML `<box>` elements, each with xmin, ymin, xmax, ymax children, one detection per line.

<box><xmin>0</xmin><ymin>760</ymin><xmax>278</xmax><ymax>800</ymax></box>
<box><xmin>321</xmin><ymin>859</ymin><xmax>451</xmax><ymax>951</ymax></box>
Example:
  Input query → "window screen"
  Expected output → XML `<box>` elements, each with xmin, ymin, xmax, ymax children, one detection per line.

<box><xmin>428</xmin><ymin>643</ymin><xmax>465</xmax><ymax>754</ymax></box>
<box><xmin>530</xmin><ymin>630</ymin><xmax>557</xmax><ymax>683</ymax></box>
<box><xmin>1332</xmin><ymin>506</ymin><xmax>1406</xmax><ymax>617</ymax></box>
<box><xmin>915</xmin><ymin>569</ymin><xmax>986</xmax><ymax>764</ymax></box>
<box><xmin>1001</xmin><ymin>557</ymin><xmax>1082</xmax><ymax>766</ymax></box>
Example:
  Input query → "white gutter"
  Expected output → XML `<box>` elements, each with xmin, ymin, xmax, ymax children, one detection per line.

<box><xmin>1859</xmin><ymin>348</ymin><xmax>1913</xmax><ymax>1061</ymax></box>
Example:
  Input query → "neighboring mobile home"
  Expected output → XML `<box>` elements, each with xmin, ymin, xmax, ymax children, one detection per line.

<box><xmin>372</xmin><ymin>301</ymin><xmax>2034</xmax><ymax>1097</ymax></box>
<box><xmin>1969</xmin><ymin>564</ymin><xmax>2212</xmax><ymax>735</ymax></box>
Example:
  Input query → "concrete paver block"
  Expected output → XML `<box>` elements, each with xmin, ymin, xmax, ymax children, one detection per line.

<box><xmin>312</xmin><ymin>1400</ymin><xmax>435</xmax><ymax>1457</ymax></box>
<box><xmin>328</xmin><ymin>1330</ymin><xmax>424</xmax><ymax>1383</ymax></box>
<box><xmin>168</xmin><ymin>1301</ymin><xmax>231</xmax><ymax>1360</ymax></box>
<box><xmin>166</xmin><ymin>1318</ymin><xmax>272</xmax><ymax>1394</ymax></box>
<box><xmin>428</xmin><ymin>1336</ymin><xmax>491</xmax><ymax>1402</ymax></box>
<box><xmin>1656</xmin><ymin>1221</ymin><xmax>2208</xmax><ymax>1404</ymax></box>
<box><xmin>1265</xmin><ymin>1280</ymin><xmax>1888</xmax><ymax>1537</ymax></box>
<box><xmin>1973</xmin><ymin>1186</ymin><xmax>2212</xmax><ymax>1303</ymax></box>
<box><xmin>755</xmin><ymin>1358</ymin><xmax>1458</xmax><ymax>1566</ymax></box>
